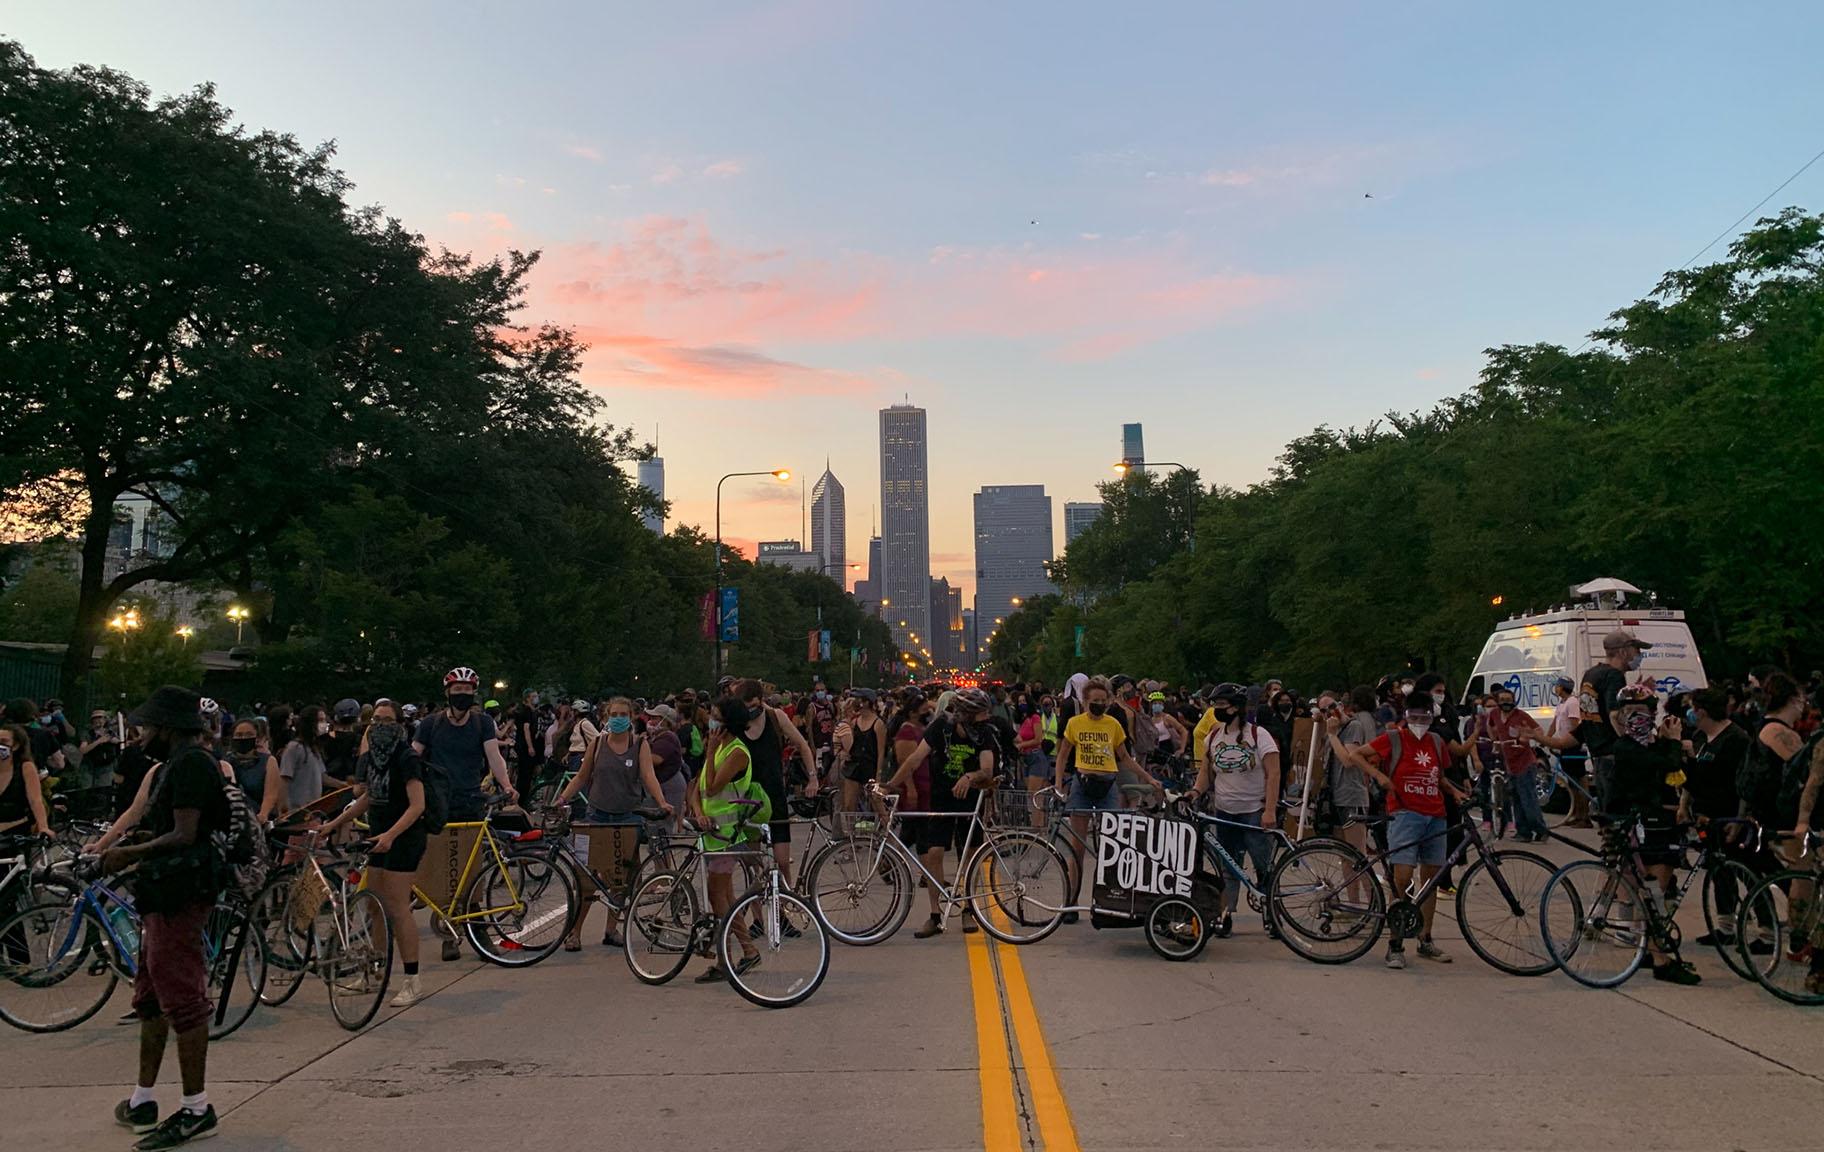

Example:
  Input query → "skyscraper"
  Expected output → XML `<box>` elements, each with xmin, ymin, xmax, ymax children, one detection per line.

<box><xmin>853</xmin><ymin>533</ymin><xmax>884</xmax><ymax>616</ymax></box>
<box><xmin>973</xmin><ymin>484</ymin><xmax>1055</xmax><ymax>631</ymax></box>
<box><xmin>1121</xmin><ymin>422</ymin><xmax>1145</xmax><ymax>468</ymax></box>
<box><xmin>810</xmin><ymin>465</ymin><xmax>846</xmax><ymax>587</ymax></box>
<box><xmin>636</xmin><ymin>457</ymin><xmax>665</xmax><ymax>534</ymax></box>
<box><xmin>879</xmin><ymin>404</ymin><xmax>930</xmax><ymax>650</ymax></box>
<box><xmin>1064</xmin><ymin>501</ymin><xmax>1103</xmax><ymax>545</ymax></box>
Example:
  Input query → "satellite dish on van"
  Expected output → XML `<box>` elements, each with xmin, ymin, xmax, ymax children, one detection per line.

<box><xmin>1572</xmin><ymin>577</ymin><xmax>1643</xmax><ymax>611</ymax></box>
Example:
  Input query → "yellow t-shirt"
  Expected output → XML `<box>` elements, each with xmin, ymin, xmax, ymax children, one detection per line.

<box><xmin>1064</xmin><ymin>712</ymin><xmax>1126</xmax><ymax>775</ymax></box>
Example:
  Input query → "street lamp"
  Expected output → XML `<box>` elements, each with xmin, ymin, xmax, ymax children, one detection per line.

<box><xmin>1010</xmin><ymin>597</ymin><xmax>1022</xmax><ymax>608</ymax></box>
<box><xmin>226</xmin><ymin>605</ymin><xmax>250</xmax><ymax>643</ymax></box>
<box><xmin>107</xmin><ymin>611</ymin><xmax>141</xmax><ymax>639</ymax></box>
<box><xmin>175</xmin><ymin>625</ymin><xmax>194</xmax><ymax>647</ymax></box>
<box><xmin>714</xmin><ymin>468</ymin><xmax>792</xmax><ymax>678</ymax></box>
<box><xmin>1113</xmin><ymin>460</ymin><xmax>1188</xmax><ymax>475</ymax></box>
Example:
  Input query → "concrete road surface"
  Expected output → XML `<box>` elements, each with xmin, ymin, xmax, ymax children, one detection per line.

<box><xmin>5</xmin><ymin>829</ymin><xmax>1821</xmax><ymax>1152</ymax></box>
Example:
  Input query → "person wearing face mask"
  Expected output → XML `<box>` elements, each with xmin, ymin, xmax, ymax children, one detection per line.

<box><xmin>1577</xmin><ymin>630</ymin><xmax>1653</xmax><ymax>811</ymax></box>
<box><xmin>323</xmin><ymin>699</ymin><xmax>362</xmax><ymax>791</ymax></box>
<box><xmin>412</xmin><ymin>667</ymin><xmax>517</xmax><ymax>959</ymax></box>
<box><xmin>883</xmin><ymin>688</ymin><xmax>1000</xmax><ymax>937</ymax></box>
<box><xmin>836</xmin><ymin>690</ymin><xmax>887</xmax><ymax>814</ymax></box>
<box><xmin>737</xmin><ymin>679</ymin><xmax>819</xmax><ymax>887</ymax></box>
<box><xmin>1188</xmin><ymin>683</ymin><xmax>1281</xmax><ymax>939</ymax></box>
<box><xmin>691</xmin><ymin>696</ymin><xmax>766</xmax><ymax>984</ymax></box>
<box><xmin>1603</xmin><ymin>683</ymin><xmax>1699</xmax><ymax>984</ymax></box>
<box><xmin>224</xmin><ymin>719</ymin><xmax>283</xmax><ymax>824</ymax></box>
<box><xmin>1476</xmin><ymin>687</ymin><xmax>1569</xmax><ymax>842</ymax></box>
<box><xmin>1260</xmin><ymin>690</ymin><xmax>1297</xmax><ymax>770</ymax></box>
<box><xmin>78</xmin><ymin>708</ymin><xmax>122</xmax><ymax>795</ymax></box>
<box><xmin>1146</xmin><ymin>692</ymin><xmax>1188</xmax><ymax>760</ymax></box>
<box><xmin>641</xmin><ymin>704</ymin><xmax>691</xmax><ymax>828</ymax></box>
<box><xmin>554</xmin><ymin>696</ymin><xmax>672</xmax><ymax>950</ymax></box>
<box><xmin>278</xmin><ymin>705</ymin><xmax>331</xmax><ymax>812</ymax></box>
<box><xmin>321</xmin><ymin>699</ymin><xmax>428</xmax><ymax>1006</ymax></box>
<box><xmin>0</xmin><ymin>722</ymin><xmax>53</xmax><ymax>840</ymax></box>
<box><xmin>1054</xmin><ymin>676</ymin><xmax>1150</xmax><ymax>923</ymax></box>
<box><xmin>1353</xmin><ymin>696</ymin><xmax>1471</xmax><ymax>968</ymax></box>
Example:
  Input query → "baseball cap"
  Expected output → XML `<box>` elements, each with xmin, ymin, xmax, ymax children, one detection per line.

<box><xmin>1602</xmin><ymin>630</ymin><xmax>1654</xmax><ymax>654</ymax></box>
<box><xmin>1553</xmin><ymin>677</ymin><xmax>1575</xmax><ymax>692</ymax></box>
<box><xmin>644</xmin><ymin>703</ymin><xmax>678</xmax><ymax>723</ymax></box>
<box><xmin>333</xmin><ymin>698</ymin><xmax>361</xmax><ymax>722</ymax></box>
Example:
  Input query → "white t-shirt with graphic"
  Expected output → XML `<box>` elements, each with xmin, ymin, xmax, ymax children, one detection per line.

<box><xmin>1204</xmin><ymin>724</ymin><xmax>1279</xmax><ymax>814</ymax></box>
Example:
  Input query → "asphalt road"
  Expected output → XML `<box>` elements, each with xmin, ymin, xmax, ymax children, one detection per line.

<box><xmin>6</xmin><ymin>829</ymin><xmax>1822</xmax><ymax>1152</ymax></box>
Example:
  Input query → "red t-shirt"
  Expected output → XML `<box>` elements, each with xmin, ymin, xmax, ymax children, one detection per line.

<box><xmin>1370</xmin><ymin>730</ymin><xmax>1449</xmax><ymax>817</ymax></box>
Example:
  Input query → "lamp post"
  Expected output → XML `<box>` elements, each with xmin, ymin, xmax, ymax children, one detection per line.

<box><xmin>226</xmin><ymin>605</ymin><xmax>250</xmax><ymax>644</ymax></box>
<box><xmin>175</xmin><ymin>625</ymin><xmax>194</xmax><ymax>647</ymax></box>
<box><xmin>714</xmin><ymin>468</ymin><xmax>792</xmax><ymax>679</ymax></box>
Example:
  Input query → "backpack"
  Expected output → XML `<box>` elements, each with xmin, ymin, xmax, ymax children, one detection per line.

<box><xmin>408</xmin><ymin>714</ymin><xmax>456</xmax><ymax>834</ymax></box>
<box><xmin>1772</xmin><ymin>727</ymin><xmax>1824</xmax><ymax>828</ymax></box>
<box><xmin>212</xmin><ymin>771</ymin><xmax>270</xmax><ymax>900</ymax></box>
<box><xmin>1382</xmin><ymin>728</ymin><xmax>1450</xmax><ymax>793</ymax></box>
<box><xmin>1740</xmin><ymin>720</ymin><xmax>1798</xmax><ymax>824</ymax></box>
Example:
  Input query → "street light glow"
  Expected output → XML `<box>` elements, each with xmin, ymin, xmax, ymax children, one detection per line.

<box><xmin>772</xmin><ymin>469</ymin><xmax>792</xmax><ymax>481</ymax></box>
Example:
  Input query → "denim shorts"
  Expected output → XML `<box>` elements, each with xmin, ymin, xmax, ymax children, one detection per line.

<box><xmin>1068</xmin><ymin>773</ymin><xmax>1122</xmax><ymax>812</ymax></box>
<box><xmin>1388</xmin><ymin>810</ymin><xmax>1449</xmax><ymax>866</ymax></box>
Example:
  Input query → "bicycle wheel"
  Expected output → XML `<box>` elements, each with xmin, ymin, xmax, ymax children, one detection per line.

<box><xmin>0</xmin><ymin>901</ymin><xmax>118</xmax><ymax>1033</ymax></box>
<box><xmin>463</xmin><ymin>855</ymin><xmax>575</xmax><ymax>967</ymax></box>
<box><xmin>1144</xmin><ymin>897</ymin><xmax>1208</xmax><ymax>962</ymax></box>
<box><xmin>205</xmin><ymin>904</ymin><xmax>265</xmax><ymax>1040</ymax></box>
<box><xmin>963</xmin><ymin>831</ymin><xmax>1069</xmax><ymax>945</ymax></box>
<box><xmin>326</xmin><ymin>890</ymin><xmax>392</xmax><ymax>1030</ymax></box>
<box><xmin>251</xmin><ymin>878</ymin><xmax>310</xmax><ymax>1007</ymax></box>
<box><xmin>1268</xmin><ymin>842</ymin><xmax>1384</xmax><ymax>964</ymax></box>
<box><xmin>623</xmin><ymin>870</ymin><xmax>700</xmax><ymax>986</ymax></box>
<box><xmin>1738</xmin><ymin>870</ymin><xmax>1824</xmax><ymax>1005</ymax></box>
<box><xmin>1491</xmin><ymin>777</ymin><xmax>1509</xmax><ymax>840</ymax></box>
<box><xmin>718</xmin><ymin>888</ymin><xmax>828</xmax><ymax>1009</ymax></box>
<box><xmin>1700</xmin><ymin>857</ymin><xmax>1768</xmax><ymax>982</ymax></box>
<box><xmin>1539</xmin><ymin>860</ymin><xmax>1645</xmax><ymax>988</ymax></box>
<box><xmin>803</xmin><ymin>835</ymin><xmax>913</xmax><ymax>946</ymax></box>
<box><xmin>1455</xmin><ymin>850</ymin><xmax>1555</xmax><ymax>976</ymax></box>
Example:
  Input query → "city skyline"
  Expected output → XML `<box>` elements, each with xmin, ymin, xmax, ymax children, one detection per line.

<box><xmin>974</xmin><ymin>484</ymin><xmax>1056</xmax><ymax>635</ymax></box>
<box><xmin>12</xmin><ymin>6</ymin><xmax>1824</xmax><ymax>605</ymax></box>
<box><xmin>879</xmin><ymin>404</ymin><xmax>931</xmax><ymax>650</ymax></box>
<box><xmin>809</xmin><ymin>465</ymin><xmax>846</xmax><ymax>588</ymax></box>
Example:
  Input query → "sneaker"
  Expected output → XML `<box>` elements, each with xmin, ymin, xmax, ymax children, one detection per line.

<box><xmin>115</xmin><ymin>1099</ymin><xmax>159</xmax><ymax>1134</ymax></box>
<box><xmin>1264</xmin><ymin>917</ymin><xmax>1280</xmax><ymax>941</ymax></box>
<box><xmin>1804</xmin><ymin>968</ymin><xmax>1824</xmax><ymax>996</ymax></box>
<box><xmin>1694</xmin><ymin>931</ymin><xmax>1733</xmax><ymax>948</ymax></box>
<box><xmin>1417</xmin><ymin>940</ymin><xmax>1452</xmax><ymax>964</ymax></box>
<box><xmin>117</xmin><ymin>1009</ymin><xmax>140</xmax><ymax>1026</ymax></box>
<box><xmin>961</xmin><ymin>912</ymin><xmax>979</xmax><ymax>934</ymax></box>
<box><xmin>693</xmin><ymin>966</ymin><xmax>727</xmax><ymax>984</ymax></box>
<box><xmin>388</xmin><ymin>975</ymin><xmax>423</xmax><ymax>1008</ymax></box>
<box><xmin>1651</xmin><ymin>959</ymin><xmax>1702</xmax><ymax>986</ymax></box>
<box><xmin>1060</xmin><ymin>911</ymin><xmax>1079</xmax><ymax>926</ymax></box>
<box><xmin>603</xmin><ymin>929</ymin><xmax>625</xmax><ymax>949</ymax></box>
<box><xmin>1385</xmin><ymin>946</ymin><xmax>1407</xmax><ymax>970</ymax></box>
<box><xmin>1747</xmin><ymin>937</ymin><xmax>1774</xmax><ymax>956</ymax></box>
<box><xmin>440</xmin><ymin>938</ymin><xmax>461</xmax><ymax>962</ymax></box>
<box><xmin>133</xmin><ymin>1106</ymin><xmax>216</xmax><ymax>1150</ymax></box>
<box><xmin>1212</xmin><ymin>914</ymin><xmax>1233</xmax><ymax>939</ymax></box>
<box><xmin>1436</xmin><ymin>881</ymin><xmax>1457</xmax><ymax>897</ymax></box>
<box><xmin>733</xmin><ymin>952</ymin><xmax>762</xmax><ymax>976</ymax></box>
<box><xmin>913</xmin><ymin>915</ymin><xmax>944</xmax><ymax>939</ymax></box>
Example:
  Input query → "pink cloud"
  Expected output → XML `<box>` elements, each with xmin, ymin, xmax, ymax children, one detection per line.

<box><xmin>703</xmin><ymin>159</ymin><xmax>744</xmax><ymax>179</ymax></box>
<box><xmin>651</xmin><ymin>163</ymin><xmax>683</xmax><ymax>185</ymax></box>
<box><xmin>566</xmin><ymin>143</ymin><xmax>604</xmax><ymax>162</ymax></box>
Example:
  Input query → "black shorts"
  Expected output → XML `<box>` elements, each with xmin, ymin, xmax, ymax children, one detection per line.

<box><xmin>757</xmin><ymin>779</ymin><xmax>791</xmax><ymax>843</ymax></box>
<box><xmin>843</xmin><ymin>759</ymin><xmax>877</xmax><ymax>784</ymax></box>
<box><xmin>370</xmin><ymin>826</ymin><xmax>428</xmax><ymax>873</ymax></box>
<box><xmin>913</xmin><ymin>786</ymin><xmax>975</xmax><ymax>855</ymax></box>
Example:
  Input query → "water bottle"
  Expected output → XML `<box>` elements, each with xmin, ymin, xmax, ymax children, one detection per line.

<box><xmin>106</xmin><ymin>901</ymin><xmax>139</xmax><ymax>959</ymax></box>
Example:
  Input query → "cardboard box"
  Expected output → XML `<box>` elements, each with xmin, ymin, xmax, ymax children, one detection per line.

<box><xmin>415</xmin><ymin>824</ymin><xmax>482</xmax><ymax>911</ymax></box>
<box><xmin>569</xmin><ymin>824</ymin><xmax>641</xmax><ymax>897</ymax></box>
<box><xmin>1281</xmin><ymin>718</ymin><xmax>1331</xmax><ymax>841</ymax></box>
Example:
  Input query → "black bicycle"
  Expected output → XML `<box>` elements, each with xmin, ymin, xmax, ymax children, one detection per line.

<box><xmin>1268</xmin><ymin>812</ymin><xmax>1558</xmax><ymax>974</ymax></box>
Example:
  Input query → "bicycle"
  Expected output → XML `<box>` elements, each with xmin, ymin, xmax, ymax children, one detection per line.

<box><xmin>1537</xmin><ymin>813</ymin><xmax>1766</xmax><ymax>988</ymax></box>
<box><xmin>1269</xmin><ymin>812</ymin><xmax>1559</xmax><ymax>974</ymax></box>
<box><xmin>798</xmin><ymin>784</ymin><xmax>1072</xmax><ymax>947</ymax></box>
<box><xmin>249</xmin><ymin>827</ymin><xmax>392</xmax><ymax>1029</ymax></box>
<box><xmin>412</xmin><ymin>794</ymin><xmax>574</xmax><ymax>966</ymax></box>
<box><xmin>517</xmin><ymin>804</ymin><xmax>686</xmax><ymax>945</ymax></box>
<box><xmin>622</xmin><ymin>798</ymin><xmax>830</xmax><ymax>1008</ymax></box>
<box><xmin>0</xmin><ymin>860</ymin><xmax>264</xmax><ymax>1038</ymax></box>
<box><xmin>1734</xmin><ymin>831</ymin><xmax>1824</xmax><ymax>1004</ymax></box>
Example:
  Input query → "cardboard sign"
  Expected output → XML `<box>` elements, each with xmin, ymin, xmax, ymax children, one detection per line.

<box><xmin>415</xmin><ymin>824</ymin><xmax>482</xmax><ymax>911</ymax></box>
<box><xmin>1090</xmin><ymin>810</ymin><xmax>1222</xmax><ymax>925</ymax></box>
<box><xmin>570</xmin><ymin>823</ymin><xmax>640</xmax><ymax>898</ymax></box>
<box><xmin>1282</xmin><ymin>717</ymin><xmax>1329</xmax><ymax>840</ymax></box>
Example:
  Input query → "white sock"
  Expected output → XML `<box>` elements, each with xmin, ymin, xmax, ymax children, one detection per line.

<box><xmin>130</xmin><ymin>1086</ymin><xmax>155</xmax><ymax>1108</ymax></box>
<box><xmin>180</xmin><ymin>1091</ymin><xmax>207</xmax><ymax>1114</ymax></box>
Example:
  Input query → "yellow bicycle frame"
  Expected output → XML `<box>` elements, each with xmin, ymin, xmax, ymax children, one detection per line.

<box><xmin>405</xmin><ymin>820</ymin><xmax>525</xmax><ymax>924</ymax></box>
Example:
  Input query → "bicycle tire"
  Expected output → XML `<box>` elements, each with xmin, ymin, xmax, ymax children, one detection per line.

<box><xmin>1455</xmin><ymin>849</ymin><xmax>1556</xmax><ymax>976</ymax></box>
<box><xmin>802</xmin><ymin>835</ymin><xmax>913</xmax><ymax>946</ymax></box>
<box><xmin>1540</xmin><ymin>860</ymin><xmax>1644</xmax><ymax>988</ymax></box>
<box><xmin>1737</xmin><ymin>870</ymin><xmax>1824</xmax><ymax>1005</ymax></box>
<box><xmin>1268</xmin><ymin>841</ymin><xmax>1384</xmax><ymax>964</ymax></box>
<box><xmin>251</xmin><ymin>878</ymin><xmax>309</xmax><ymax>1007</ymax></box>
<box><xmin>326</xmin><ymin>889</ymin><xmax>392</xmax><ymax>1030</ymax></box>
<box><xmin>622</xmin><ymin>870</ymin><xmax>699</xmax><ymax>986</ymax></box>
<box><xmin>205</xmin><ymin>904</ymin><xmax>265</xmax><ymax>1039</ymax></box>
<box><xmin>719</xmin><ymin>888</ymin><xmax>828</xmax><ymax>1009</ymax></box>
<box><xmin>463</xmin><ymin>855</ymin><xmax>575</xmax><ymax>967</ymax></box>
<box><xmin>1491</xmin><ymin>776</ymin><xmax>1509</xmax><ymax>840</ymax></box>
<box><xmin>963</xmin><ymin>831</ymin><xmax>1069</xmax><ymax>945</ymax></box>
<box><xmin>1698</xmin><ymin>857</ymin><xmax>1766</xmax><ymax>982</ymax></box>
<box><xmin>1144</xmin><ymin>897</ymin><xmax>1208</xmax><ymax>962</ymax></box>
<box><xmin>0</xmin><ymin>901</ymin><xmax>118</xmax><ymax>1033</ymax></box>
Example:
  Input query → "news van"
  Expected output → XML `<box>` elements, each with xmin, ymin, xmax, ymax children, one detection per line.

<box><xmin>1464</xmin><ymin>578</ymin><xmax>1709</xmax><ymax>728</ymax></box>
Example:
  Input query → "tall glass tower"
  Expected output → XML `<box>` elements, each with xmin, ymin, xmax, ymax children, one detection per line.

<box><xmin>879</xmin><ymin>404</ymin><xmax>930</xmax><ymax>652</ymax></box>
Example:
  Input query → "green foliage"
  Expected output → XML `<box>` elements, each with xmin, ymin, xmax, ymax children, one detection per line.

<box><xmin>995</xmin><ymin>209</ymin><xmax>1824</xmax><ymax>689</ymax></box>
<box><xmin>0</xmin><ymin>544</ymin><xmax>79</xmax><ymax>642</ymax></box>
<box><xmin>96</xmin><ymin>602</ymin><xmax>203</xmax><ymax>705</ymax></box>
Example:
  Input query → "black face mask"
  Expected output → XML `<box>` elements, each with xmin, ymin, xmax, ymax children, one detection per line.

<box><xmin>1087</xmin><ymin>701</ymin><xmax>1107</xmax><ymax>717</ymax></box>
<box><xmin>1499</xmin><ymin>701</ymin><xmax>1516</xmax><ymax>713</ymax></box>
<box><xmin>144</xmin><ymin>730</ymin><xmax>173</xmax><ymax>759</ymax></box>
<box><xmin>447</xmin><ymin>693</ymin><xmax>476</xmax><ymax>713</ymax></box>
<box><xmin>231</xmin><ymin>736</ymin><xmax>258</xmax><ymax>754</ymax></box>
<box><xmin>1212</xmin><ymin>706</ymin><xmax>1238</xmax><ymax>724</ymax></box>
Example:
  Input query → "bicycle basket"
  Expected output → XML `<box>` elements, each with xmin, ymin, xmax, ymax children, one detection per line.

<box><xmin>987</xmin><ymin>788</ymin><xmax>1060</xmax><ymax>831</ymax></box>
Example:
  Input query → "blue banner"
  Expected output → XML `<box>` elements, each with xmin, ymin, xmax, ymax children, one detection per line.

<box><xmin>718</xmin><ymin>587</ymin><xmax>740</xmax><ymax>644</ymax></box>
<box><xmin>819</xmin><ymin>629</ymin><xmax>832</xmax><ymax>662</ymax></box>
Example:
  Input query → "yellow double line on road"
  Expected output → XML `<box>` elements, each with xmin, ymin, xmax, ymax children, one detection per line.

<box><xmin>966</xmin><ymin>923</ymin><xmax>1080</xmax><ymax>1151</ymax></box>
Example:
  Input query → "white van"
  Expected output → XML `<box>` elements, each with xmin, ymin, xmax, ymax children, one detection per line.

<box><xmin>1464</xmin><ymin>578</ymin><xmax>1709</xmax><ymax>729</ymax></box>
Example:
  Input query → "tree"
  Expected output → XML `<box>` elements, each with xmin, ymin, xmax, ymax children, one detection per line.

<box><xmin>96</xmin><ymin>601</ymin><xmax>203</xmax><ymax>707</ymax></box>
<box><xmin>0</xmin><ymin>542</ymin><xmax>80</xmax><ymax>643</ymax></box>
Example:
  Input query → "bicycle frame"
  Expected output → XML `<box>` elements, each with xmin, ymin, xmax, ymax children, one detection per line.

<box><xmin>411</xmin><ymin>820</ymin><xmax>523</xmax><ymax>923</ymax></box>
<box><xmin>841</xmin><ymin>791</ymin><xmax>999</xmax><ymax>918</ymax></box>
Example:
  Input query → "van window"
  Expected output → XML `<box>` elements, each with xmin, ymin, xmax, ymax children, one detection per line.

<box><xmin>1474</xmin><ymin>626</ymin><xmax>1567</xmax><ymax>675</ymax></box>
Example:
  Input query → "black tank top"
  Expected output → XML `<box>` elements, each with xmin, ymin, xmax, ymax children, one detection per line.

<box><xmin>848</xmin><ymin>720</ymin><xmax>881</xmax><ymax>772</ymax></box>
<box><xmin>0</xmin><ymin>762</ymin><xmax>27</xmax><ymax>826</ymax></box>
<box><xmin>745</xmin><ymin>711</ymin><xmax>785</xmax><ymax>796</ymax></box>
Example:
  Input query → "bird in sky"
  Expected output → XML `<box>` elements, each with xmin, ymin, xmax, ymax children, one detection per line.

<box><xmin>1363</xmin><ymin>193</ymin><xmax>1374</xmax><ymax>199</ymax></box>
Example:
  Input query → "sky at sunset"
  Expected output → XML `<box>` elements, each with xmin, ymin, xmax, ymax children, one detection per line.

<box><xmin>11</xmin><ymin>2</ymin><xmax>1824</xmax><ymax>600</ymax></box>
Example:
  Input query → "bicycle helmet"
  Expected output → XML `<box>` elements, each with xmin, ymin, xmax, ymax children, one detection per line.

<box><xmin>1147</xmin><ymin>691</ymin><xmax>1167</xmax><ymax>702</ymax></box>
<box><xmin>444</xmin><ymin>666</ymin><xmax>481</xmax><ymax>688</ymax></box>
<box><xmin>1209</xmin><ymin>682</ymin><xmax>1247</xmax><ymax>709</ymax></box>
<box><xmin>954</xmin><ymin>687</ymin><xmax>993</xmax><ymax>715</ymax></box>
<box><xmin>1611</xmin><ymin>682</ymin><xmax>1660</xmax><ymax>742</ymax></box>
<box><xmin>402</xmin><ymin>703</ymin><xmax>420</xmax><ymax>719</ymax></box>
<box><xmin>198</xmin><ymin>697</ymin><xmax>221</xmax><ymax>717</ymax></box>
